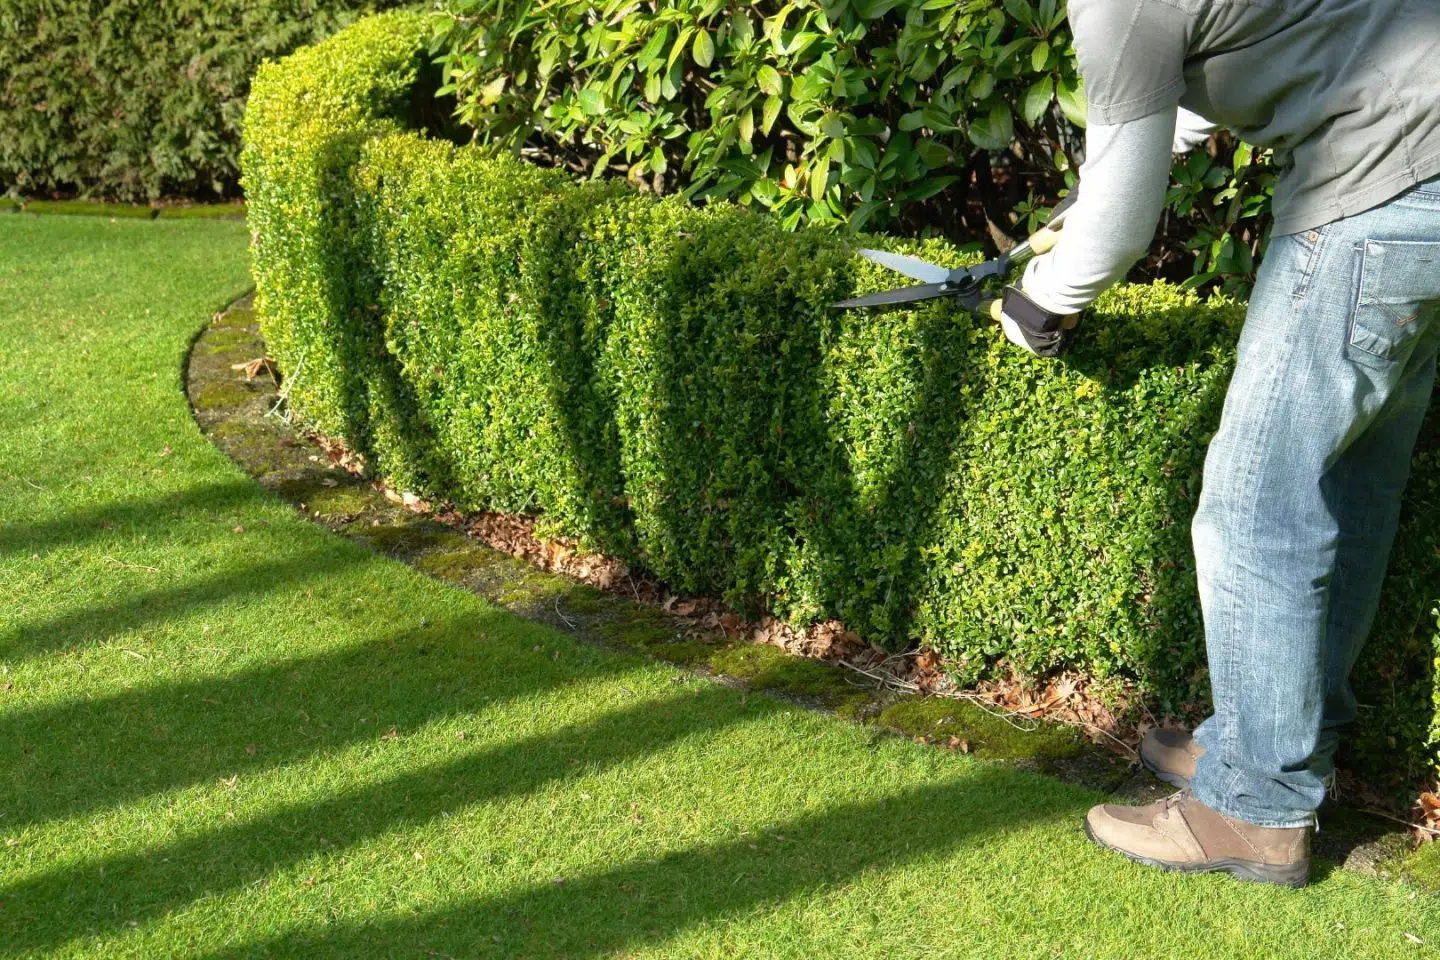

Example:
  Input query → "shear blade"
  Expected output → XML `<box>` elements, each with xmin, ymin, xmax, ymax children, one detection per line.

<box><xmin>833</xmin><ymin>282</ymin><xmax>949</xmax><ymax>309</ymax></box>
<box><xmin>857</xmin><ymin>248</ymin><xmax>951</xmax><ymax>284</ymax></box>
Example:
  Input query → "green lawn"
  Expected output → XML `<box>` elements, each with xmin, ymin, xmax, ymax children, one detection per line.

<box><xmin>1</xmin><ymin>215</ymin><xmax>1437</xmax><ymax>959</ymax></box>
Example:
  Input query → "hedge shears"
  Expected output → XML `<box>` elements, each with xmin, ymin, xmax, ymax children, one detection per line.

<box><xmin>833</xmin><ymin>186</ymin><xmax>1081</xmax><ymax>356</ymax></box>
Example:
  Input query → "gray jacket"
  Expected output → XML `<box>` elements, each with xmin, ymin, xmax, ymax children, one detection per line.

<box><xmin>1069</xmin><ymin>0</ymin><xmax>1440</xmax><ymax>235</ymax></box>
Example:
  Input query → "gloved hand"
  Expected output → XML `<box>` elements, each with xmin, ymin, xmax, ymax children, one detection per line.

<box><xmin>986</xmin><ymin>285</ymin><xmax>1080</xmax><ymax>358</ymax></box>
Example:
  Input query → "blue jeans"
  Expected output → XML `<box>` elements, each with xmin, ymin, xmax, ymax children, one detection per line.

<box><xmin>1189</xmin><ymin>174</ymin><xmax>1440</xmax><ymax>828</ymax></box>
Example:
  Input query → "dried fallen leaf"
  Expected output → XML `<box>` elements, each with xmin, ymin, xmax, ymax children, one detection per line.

<box><xmin>1404</xmin><ymin>933</ymin><xmax>1424</xmax><ymax>945</ymax></box>
<box><xmin>230</xmin><ymin>357</ymin><xmax>276</xmax><ymax>381</ymax></box>
<box><xmin>232</xmin><ymin>525</ymin><xmax>244</xmax><ymax>534</ymax></box>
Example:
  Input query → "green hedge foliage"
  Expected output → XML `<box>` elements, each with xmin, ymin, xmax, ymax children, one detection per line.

<box><xmin>243</xmin><ymin>12</ymin><xmax>1440</xmax><ymax>791</ymax></box>
<box><xmin>0</xmin><ymin>0</ymin><xmax>400</xmax><ymax>201</ymax></box>
<box><xmin>430</xmin><ymin>0</ymin><xmax>1277</xmax><ymax>296</ymax></box>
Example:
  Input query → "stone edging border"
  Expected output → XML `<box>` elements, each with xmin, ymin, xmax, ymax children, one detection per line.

<box><xmin>1</xmin><ymin>197</ymin><xmax>245</xmax><ymax>220</ymax></box>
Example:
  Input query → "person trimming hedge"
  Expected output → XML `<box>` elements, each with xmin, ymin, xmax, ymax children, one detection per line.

<box><xmin>986</xmin><ymin>0</ymin><xmax>1440</xmax><ymax>886</ymax></box>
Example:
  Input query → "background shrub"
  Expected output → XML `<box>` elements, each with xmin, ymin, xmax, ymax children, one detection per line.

<box><xmin>0</xmin><ymin>0</ymin><xmax>401</xmax><ymax>201</ymax></box>
<box><xmin>429</xmin><ymin>0</ymin><xmax>1276</xmax><ymax>295</ymax></box>
<box><xmin>244</xmin><ymin>12</ymin><xmax>1440</xmax><ymax>794</ymax></box>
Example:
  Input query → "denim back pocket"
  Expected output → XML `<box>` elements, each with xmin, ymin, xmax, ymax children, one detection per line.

<box><xmin>1347</xmin><ymin>240</ymin><xmax>1440</xmax><ymax>365</ymax></box>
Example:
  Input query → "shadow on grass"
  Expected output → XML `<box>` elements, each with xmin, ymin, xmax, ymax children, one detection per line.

<box><xmin>2</xmin><ymin>676</ymin><xmax>994</xmax><ymax>955</ymax></box>
<box><xmin>0</xmin><ymin>479</ymin><xmax>262</xmax><ymax>558</ymax></box>
<box><xmin>188</xmin><ymin>770</ymin><xmax>1078</xmax><ymax>960</ymax></box>
<box><xmin>1</xmin><ymin>609</ymin><xmax>635</xmax><ymax>834</ymax></box>
<box><xmin>1</xmin><ymin>546</ymin><xmax>368</xmax><ymax>663</ymax></box>
<box><xmin>2</xmin><ymin>666</ymin><xmax>1078</xmax><ymax>957</ymax></box>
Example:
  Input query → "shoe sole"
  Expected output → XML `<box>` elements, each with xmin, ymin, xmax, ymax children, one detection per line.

<box><xmin>1139</xmin><ymin>752</ymin><xmax>1192</xmax><ymax>790</ymax></box>
<box><xmin>1083</xmin><ymin>819</ymin><xmax>1309</xmax><ymax>888</ymax></box>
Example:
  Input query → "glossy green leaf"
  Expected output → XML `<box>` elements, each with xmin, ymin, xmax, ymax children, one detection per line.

<box><xmin>1031</xmin><ymin>39</ymin><xmax>1050</xmax><ymax>72</ymax></box>
<box><xmin>761</xmin><ymin>94</ymin><xmax>783</xmax><ymax>134</ymax></box>
<box><xmin>1056</xmin><ymin>74</ymin><xmax>1087</xmax><ymax>128</ymax></box>
<box><xmin>1020</xmin><ymin>75</ymin><xmax>1053</xmax><ymax>125</ymax></box>
<box><xmin>578</xmin><ymin>87</ymin><xmax>605</xmax><ymax>115</ymax></box>
<box><xmin>968</xmin><ymin>102</ymin><xmax>1013</xmax><ymax>151</ymax></box>
<box><xmin>757</xmin><ymin>65</ymin><xmax>784</xmax><ymax>96</ymax></box>
<box><xmin>810</xmin><ymin>158</ymin><xmax>830</xmax><ymax>202</ymax></box>
<box><xmin>637</xmin><ymin>26</ymin><xmax>670</xmax><ymax>69</ymax></box>
<box><xmin>693</xmin><ymin>28</ymin><xmax>715</xmax><ymax>67</ymax></box>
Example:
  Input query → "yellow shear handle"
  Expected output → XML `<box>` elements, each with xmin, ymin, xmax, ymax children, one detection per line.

<box><xmin>1027</xmin><ymin>225</ymin><xmax>1062</xmax><ymax>255</ymax></box>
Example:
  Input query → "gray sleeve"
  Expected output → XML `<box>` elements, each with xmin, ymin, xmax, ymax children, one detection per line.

<box><xmin>1173</xmin><ymin>106</ymin><xmax>1221</xmax><ymax>153</ymax></box>
<box><xmin>1020</xmin><ymin>108</ymin><xmax>1177</xmax><ymax>316</ymax></box>
<box><xmin>1069</xmin><ymin>0</ymin><xmax>1190</xmax><ymax>125</ymax></box>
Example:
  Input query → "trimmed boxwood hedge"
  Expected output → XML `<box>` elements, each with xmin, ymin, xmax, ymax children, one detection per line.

<box><xmin>242</xmin><ymin>12</ymin><xmax>1440</xmax><ymax>792</ymax></box>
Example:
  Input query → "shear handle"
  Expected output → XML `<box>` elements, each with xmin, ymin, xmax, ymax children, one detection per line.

<box><xmin>994</xmin><ymin>183</ymin><xmax>1081</xmax><ymax>272</ymax></box>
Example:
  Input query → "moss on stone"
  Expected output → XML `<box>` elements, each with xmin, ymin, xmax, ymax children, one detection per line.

<box><xmin>156</xmin><ymin>204</ymin><xmax>247</xmax><ymax>220</ymax></box>
<box><xmin>590</xmin><ymin>608</ymin><xmax>718</xmax><ymax>665</ymax></box>
<box><xmin>596</xmin><ymin>608</ymin><xmax>669</xmax><ymax>645</ymax></box>
<box><xmin>414</xmin><ymin>546</ymin><xmax>508</xmax><ymax>581</ymax></box>
<box><xmin>558</xmin><ymin>585</ymin><xmax>608</xmax><ymax>615</ymax></box>
<box><xmin>705</xmin><ymin>642</ymin><xmax>872</xmax><ymax>713</ymax></box>
<box><xmin>349</xmin><ymin>520</ymin><xmax>453</xmax><ymax>556</ymax></box>
<box><xmin>302</xmin><ymin>485</ymin><xmax>376</xmax><ymax>518</ymax></box>
<box><xmin>875</xmin><ymin>695</ymin><xmax>1084</xmax><ymax>764</ymax></box>
<box><xmin>222</xmin><ymin>307</ymin><xmax>258</xmax><ymax>327</ymax></box>
<box><xmin>834</xmin><ymin>697</ymin><xmax>878</xmax><ymax>723</ymax></box>
<box><xmin>495</xmin><ymin>572</ymin><xmax>585</xmax><ymax>609</ymax></box>
<box><xmin>191</xmin><ymin>379</ymin><xmax>256</xmax><ymax>410</ymax></box>
<box><xmin>24</xmin><ymin>200</ymin><xmax>157</xmax><ymax>218</ymax></box>
<box><xmin>1394</xmin><ymin>837</ymin><xmax>1440</xmax><ymax>894</ymax></box>
<box><xmin>209</xmin><ymin>421</ymin><xmax>290</xmax><ymax>476</ymax></box>
<box><xmin>198</xmin><ymin>327</ymin><xmax>259</xmax><ymax>357</ymax></box>
<box><xmin>646</xmin><ymin>639</ymin><xmax>719</xmax><ymax>665</ymax></box>
<box><xmin>210</xmin><ymin>419</ymin><xmax>266</xmax><ymax>443</ymax></box>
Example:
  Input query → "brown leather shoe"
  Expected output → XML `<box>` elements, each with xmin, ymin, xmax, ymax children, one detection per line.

<box><xmin>1084</xmin><ymin>789</ymin><xmax>1311</xmax><ymax>887</ymax></box>
<box><xmin>1139</xmin><ymin>727</ymin><xmax>1203</xmax><ymax>788</ymax></box>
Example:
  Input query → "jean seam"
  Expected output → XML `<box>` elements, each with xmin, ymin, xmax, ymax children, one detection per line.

<box><xmin>1290</xmin><ymin>227</ymin><xmax>1328</xmax><ymax>303</ymax></box>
